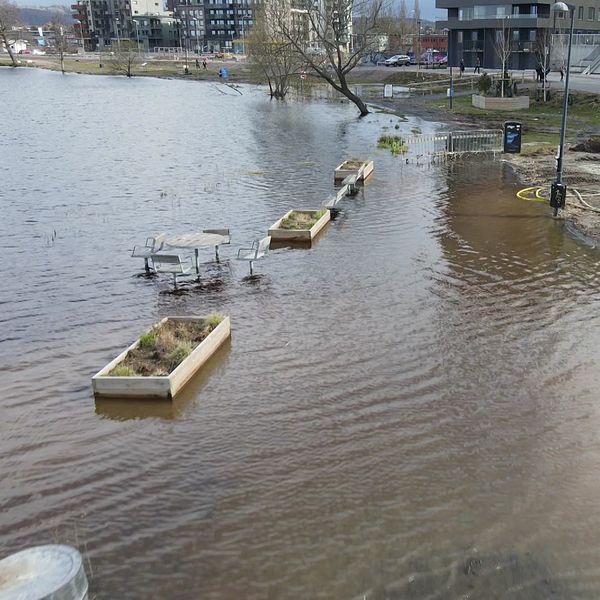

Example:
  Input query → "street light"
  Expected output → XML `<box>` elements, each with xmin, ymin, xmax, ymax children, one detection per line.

<box><xmin>549</xmin><ymin>1</ymin><xmax>575</xmax><ymax>216</ymax></box>
<box><xmin>115</xmin><ymin>17</ymin><xmax>121</xmax><ymax>50</ymax></box>
<box><xmin>133</xmin><ymin>20</ymin><xmax>141</xmax><ymax>57</ymax></box>
<box><xmin>240</xmin><ymin>15</ymin><xmax>250</xmax><ymax>56</ymax></box>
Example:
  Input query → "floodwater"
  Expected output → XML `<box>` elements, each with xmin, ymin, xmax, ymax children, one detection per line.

<box><xmin>2</xmin><ymin>68</ymin><xmax>600</xmax><ymax>599</ymax></box>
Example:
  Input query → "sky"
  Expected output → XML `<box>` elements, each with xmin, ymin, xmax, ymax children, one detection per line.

<box><xmin>14</xmin><ymin>0</ymin><xmax>445</xmax><ymax>22</ymax></box>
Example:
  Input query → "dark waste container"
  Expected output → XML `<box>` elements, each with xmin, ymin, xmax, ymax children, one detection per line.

<box><xmin>503</xmin><ymin>121</ymin><xmax>522</xmax><ymax>154</ymax></box>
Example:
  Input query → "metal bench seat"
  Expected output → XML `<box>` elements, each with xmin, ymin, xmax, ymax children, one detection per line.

<box><xmin>151</xmin><ymin>253</ymin><xmax>193</xmax><ymax>289</ymax></box>
<box><xmin>236</xmin><ymin>236</ymin><xmax>270</xmax><ymax>276</ymax></box>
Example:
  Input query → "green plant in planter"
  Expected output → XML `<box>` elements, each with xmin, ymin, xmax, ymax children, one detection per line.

<box><xmin>280</xmin><ymin>210</ymin><xmax>326</xmax><ymax>230</ymax></box>
<box><xmin>204</xmin><ymin>314</ymin><xmax>224</xmax><ymax>329</ymax></box>
<box><xmin>139</xmin><ymin>330</ymin><xmax>157</xmax><ymax>349</ymax></box>
<box><xmin>110</xmin><ymin>365</ymin><xmax>136</xmax><ymax>377</ymax></box>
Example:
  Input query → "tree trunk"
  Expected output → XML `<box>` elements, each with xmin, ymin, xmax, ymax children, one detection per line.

<box><xmin>1</xmin><ymin>32</ymin><xmax>18</xmax><ymax>66</ymax></box>
<box><xmin>337</xmin><ymin>73</ymin><xmax>369</xmax><ymax>116</ymax></box>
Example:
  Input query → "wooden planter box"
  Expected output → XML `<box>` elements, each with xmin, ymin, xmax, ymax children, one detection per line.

<box><xmin>334</xmin><ymin>159</ymin><xmax>374</xmax><ymax>183</ymax></box>
<box><xmin>92</xmin><ymin>316</ymin><xmax>231</xmax><ymax>400</ymax></box>
<box><xmin>472</xmin><ymin>94</ymin><xmax>530</xmax><ymax>111</ymax></box>
<box><xmin>268</xmin><ymin>209</ymin><xmax>331</xmax><ymax>243</ymax></box>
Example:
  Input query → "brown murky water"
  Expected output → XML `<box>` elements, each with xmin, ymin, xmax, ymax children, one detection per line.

<box><xmin>2</xmin><ymin>68</ymin><xmax>600</xmax><ymax>599</ymax></box>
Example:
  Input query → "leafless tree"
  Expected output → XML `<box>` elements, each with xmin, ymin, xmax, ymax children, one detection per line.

<box><xmin>493</xmin><ymin>16</ymin><xmax>513</xmax><ymax>97</ymax></box>
<box><xmin>534</xmin><ymin>27</ymin><xmax>552</xmax><ymax>101</ymax></box>
<box><xmin>247</xmin><ymin>5</ymin><xmax>303</xmax><ymax>98</ymax></box>
<box><xmin>50</xmin><ymin>19</ymin><xmax>71</xmax><ymax>74</ymax></box>
<box><xmin>269</xmin><ymin>0</ymin><xmax>386</xmax><ymax>116</ymax></box>
<box><xmin>0</xmin><ymin>0</ymin><xmax>20</xmax><ymax>67</ymax></box>
<box><xmin>110</xmin><ymin>40</ymin><xmax>138</xmax><ymax>77</ymax></box>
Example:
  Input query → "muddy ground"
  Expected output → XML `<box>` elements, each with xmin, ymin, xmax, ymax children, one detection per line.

<box><xmin>507</xmin><ymin>151</ymin><xmax>600</xmax><ymax>244</ymax></box>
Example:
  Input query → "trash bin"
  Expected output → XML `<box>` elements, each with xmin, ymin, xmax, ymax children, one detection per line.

<box><xmin>503</xmin><ymin>121</ymin><xmax>522</xmax><ymax>154</ymax></box>
<box><xmin>0</xmin><ymin>545</ymin><xmax>89</xmax><ymax>600</ymax></box>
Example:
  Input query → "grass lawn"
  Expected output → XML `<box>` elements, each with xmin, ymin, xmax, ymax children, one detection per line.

<box><xmin>427</xmin><ymin>93</ymin><xmax>600</xmax><ymax>147</ymax></box>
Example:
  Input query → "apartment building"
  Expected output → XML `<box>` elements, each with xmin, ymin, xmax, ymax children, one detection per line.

<box><xmin>436</xmin><ymin>0</ymin><xmax>600</xmax><ymax>69</ymax></box>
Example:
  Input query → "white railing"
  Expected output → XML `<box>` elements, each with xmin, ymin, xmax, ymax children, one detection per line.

<box><xmin>403</xmin><ymin>129</ymin><xmax>503</xmax><ymax>156</ymax></box>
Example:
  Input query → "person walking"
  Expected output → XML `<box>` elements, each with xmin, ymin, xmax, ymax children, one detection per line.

<box><xmin>202</xmin><ymin>58</ymin><xmax>207</xmax><ymax>70</ymax></box>
<box><xmin>195</xmin><ymin>58</ymin><xmax>200</xmax><ymax>69</ymax></box>
<box><xmin>459</xmin><ymin>59</ymin><xmax>465</xmax><ymax>78</ymax></box>
<box><xmin>474</xmin><ymin>57</ymin><xmax>481</xmax><ymax>74</ymax></box>
<box><xmin>560</xmin><ymin>66</ymin><xmax>565</xmax><ymax>82</ymax></box>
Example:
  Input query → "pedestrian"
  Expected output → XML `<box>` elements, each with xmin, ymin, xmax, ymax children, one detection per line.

<box><xmin>474</xmin><ymin>57</ymin><xmax>481</xmax><ymax>74</ymax></box>
<box><xmin>459</xmin><ymin>59</ymin><xmax>465</xmax><ymax>78</ymax></box>
<box><xmin>195</xmin><ymin>58</ymin><xmax>199</xmax><ymax>69</ymax></box>
<box><xmin>535</xmin><ymin>65</ymin><xmax>542</xmax><ymax>82</ymax></box>
<box><xmin>202</xmin><ymin>58</ymin><xmax>207</xmax><ymax>70</ymax></box>
<box><xmin>560</xmin><ymin>66</ymin><xmax>564</xmax><ymax>82</ymax></box>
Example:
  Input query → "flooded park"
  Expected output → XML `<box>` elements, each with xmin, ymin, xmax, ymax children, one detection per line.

<box><xmin>2</xmin><ymin>68</ymin><xmax>600</xmax><ymax>598</ymax></box>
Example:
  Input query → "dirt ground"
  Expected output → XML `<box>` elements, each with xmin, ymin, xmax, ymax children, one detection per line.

<box><xmin>507</xmin><ymin>151</ymin><xmax>600</xmax><ymax>244</ymax></box>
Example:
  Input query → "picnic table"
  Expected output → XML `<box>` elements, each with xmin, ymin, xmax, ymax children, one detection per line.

<box><xmin>163</xmin><ymin>232</ymin><xmax>229</xmax><ymax>273</ymax></box>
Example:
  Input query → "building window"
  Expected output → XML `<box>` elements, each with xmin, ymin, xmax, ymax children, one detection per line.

<box><xmin>588</xmin><ymin>6</ymin><xmax>596</xmax><ymax>19</ymax></box>
<box><xmin>578</xmin><ymin>5</ymin><xmax>584</xmax><ymax>19</ymax></box>
<box><xmin>457</xmin><ymin>31</ymin><xmax>463</xmax><ymax>43</ymax></box>
<box><xmin>458</xmin><ymin>7</ymin><xmax>473</xmax><ymax>20</ymax></box>
<box><xmin>529</xmin><ymin>29</ymin><xmax>536</xmax><ymax>41</ymax></box>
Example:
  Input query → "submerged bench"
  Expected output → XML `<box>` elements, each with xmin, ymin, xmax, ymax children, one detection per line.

<box><xmin>131</xmin><ymin>234</ymin><xmax>165</xmax><ymax>272</ymax></box>
<box><xmin>236</xmin><ymin>236</ymin><xmax>270</xmax><ymax>276</ymax></box>
<box><xmin>151</xmin><ymin>254</ymin><xmax>193</xmax><ymax>289</ymax></box>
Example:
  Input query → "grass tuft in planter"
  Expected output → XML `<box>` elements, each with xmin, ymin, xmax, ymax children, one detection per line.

<box><xmin>279</xmin><ymin>209</ymin><xmax>326</xmax><ymax>230</ymax></box>
<box><xmin>108</xmin><ymin>315</ymin><xmax>224</xmax><ymax>377</ymax></box>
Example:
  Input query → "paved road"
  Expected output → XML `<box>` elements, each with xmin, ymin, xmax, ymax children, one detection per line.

<box><xmin>356</xmin><ymin>64</ymin><xmax>600</xmax><ymax>94</ymax></box>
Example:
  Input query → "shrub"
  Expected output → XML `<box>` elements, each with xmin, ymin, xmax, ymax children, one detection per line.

<box><xmin>477</xmin><ymin>73</ymin><xmax>492</xmax><ymax>96</ymax></box>
<box><xmin>378</xmin><ymin>135</ymin><xmax>408</xmax><ymax>155</ymax></box>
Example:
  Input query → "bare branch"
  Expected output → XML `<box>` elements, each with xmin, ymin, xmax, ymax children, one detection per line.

<box><xmin>0</xmin><ymin>0</ymin><xmax>20</xmax><ymax>66</ymax></box>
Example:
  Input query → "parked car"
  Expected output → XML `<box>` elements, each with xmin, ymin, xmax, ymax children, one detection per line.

<box><xmin>384</xmin><ymin>54</ymin><xmax>410</xmax><ymax>67</ymax></box>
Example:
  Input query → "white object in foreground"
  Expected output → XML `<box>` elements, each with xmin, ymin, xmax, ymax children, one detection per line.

<box><xmin>92</xmin><ymin>316</ymin><xmax>231</xmax><ymax>400</ymax></box>
<box><xmin>0</xmin><ymin>545</ymin><xmax>88</xmax><ymax>600</ymax></box>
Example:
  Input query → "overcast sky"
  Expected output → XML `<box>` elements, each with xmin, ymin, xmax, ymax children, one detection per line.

<box><xmin>15</xmin><ymin>0</ymin><xmax>445</xmax><ymax>22</ymax></box>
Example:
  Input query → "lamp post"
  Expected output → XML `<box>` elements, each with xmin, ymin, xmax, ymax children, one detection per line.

<box><xmin>417</xmin><ymin>19</ymin><xmax>421</xmax><ymax>74</ymax></box>
<box><xmin>241</xmin><ymin>15</ymin><xmax>250</xmax><ymax>56</ymax></box>
<box><xmin>134</xmin><ymin>20</ymin><xmax>141</xmax><ymax>57</ymax></box>
<box><xmin>549</xmin><ymin>1</ymin><xmax>575</xmax><ymax>216</ymax></box>
<box><xmin>115</xmin><ymin>17</ymin><xmax>121</xmax><ymax>50</ymax></box>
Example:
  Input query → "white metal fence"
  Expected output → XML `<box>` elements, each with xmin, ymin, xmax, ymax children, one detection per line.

<box><xmin>403</xmin><ymin>130</ymin><xmax>503</xmax><ymax>157</ymax></box>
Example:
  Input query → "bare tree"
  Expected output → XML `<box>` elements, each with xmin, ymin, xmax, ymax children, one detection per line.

<box><xmin>269</xmin><ymin>0</ymin><xmax>385</xmax><ymax>116</ymax></box>
<box><xmin>247</xmin><ymin>5</ymin><xmax>302</xmax><ymax>98</ymax></box>
<box><xmin>50</xmin><ymin>20</ymin><xmax>71</xmax><ymax>74</ymax></box>
<box><xmin>110</xmin><ymin>40</ymin><xmax>138</xmax><ymax>77</ymax></box>
<box><xmin>534</xmin><ymin>27</ymin><xmax>552</xmax><ymax>102</ymax></box>
<box><xmin>0</xmin><ymin>0</ymin><xmax>19</xmax><ymax>67</ymax></box>
<box><xmin>493</xmin><ymin>16</ymin><xmax>513</xmax><ymax>97</ymax></box>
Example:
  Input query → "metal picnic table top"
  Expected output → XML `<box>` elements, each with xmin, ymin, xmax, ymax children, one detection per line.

<box><xmin>163</xmin><ymin>232</ymin><xmax>227</xmax><ymax>249</ymax></box>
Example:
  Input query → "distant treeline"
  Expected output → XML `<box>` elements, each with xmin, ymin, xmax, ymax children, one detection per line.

<box><xmin>18</xmin><ymin>6</ymin><xmax>74</xmax><ymax>27</ymax></box>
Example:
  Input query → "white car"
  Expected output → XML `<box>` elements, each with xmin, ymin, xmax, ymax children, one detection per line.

<box><xmin>384</xmin><ymin>54</ymin><xmax>410</xmax><ymax>67</ymax></box>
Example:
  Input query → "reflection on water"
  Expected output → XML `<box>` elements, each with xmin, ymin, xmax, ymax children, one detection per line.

<box><xmin>2</xmin><ymin>69</ymin><xmax>600</xmax><ymax>599</ymax></box>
